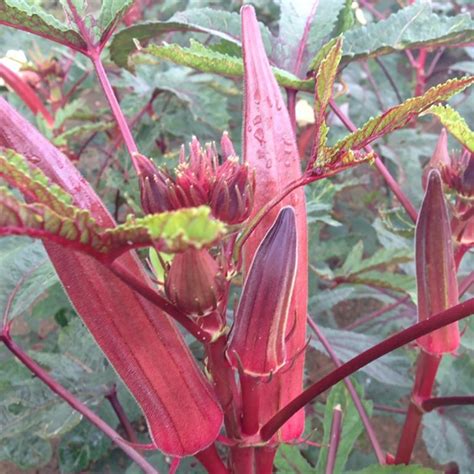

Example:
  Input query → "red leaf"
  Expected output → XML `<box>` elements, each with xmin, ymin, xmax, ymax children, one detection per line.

<box><xmin>0</xmin><ymin>98</ymin><xmax>223</xmax><ymax>456</ymax></box>
<box><xmin>241</xmin><ymin>5</ymin><xmax>308</xmax><ymax>441</ymax></box>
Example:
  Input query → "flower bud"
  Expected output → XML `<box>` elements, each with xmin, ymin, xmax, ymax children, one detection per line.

<box><xmin>210</xmin><ymin>158</ymin><xmax>255</xmax><ymax>224</ymax></box>
<box><xmin>135</xmin><ymin>153</ymin><xmax>175</xmax><ymax>214</ymax></box>
<box><xmin>422</xmin><ymin>129</ymin><xmax>450</xmax><ymax>190</ymax></box>
<box><xmin>165</xmin><ymin>248</ymin><xmax>223</xmax><ymax>316</ymax></box>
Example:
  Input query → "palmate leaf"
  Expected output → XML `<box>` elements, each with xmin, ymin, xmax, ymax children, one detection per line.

<box><xmin>0</xmin><ymin>0</ymin><xmax>86</xmax><ymax>52</ymax></box>
<box><xmin>422</xmin><ymin>105</ymin><xmax>474</xmax><ymax>152</ymax></box>
<box><xmin>326</xmin><ymin>76</ymin><xmax>474</xmax><ymax>163</ymax></box>
<box><xmin>341</xmin><ymin>3</ymin><xmax>474</xmax><ymax>65</ymax></box>
<box><xmin>0</xmin><ymin>189</ymin><xmax>224</xmax><ymax>260</ymax></box>
<box><xmin>98</xmin><ymin>0</ymin><xmax>134</xmax><ymax>42</ymax></box>
<box><xmin>144</xmin><ymin>40</ymin><xmax>313</xmax><ymax>92</ymax></box>
<box><xmin>109</xmin><ymin>7</ymin><xmax>272</xmax><ymax>69</ymax></box>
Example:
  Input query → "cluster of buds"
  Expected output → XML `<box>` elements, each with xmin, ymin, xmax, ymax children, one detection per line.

<box><xmin>139</xmin><ymin>134</ymin><xmax>254</xmax><ymax>319</ymax></box>
<box><xmin>423</xmin><ymin>129</ymin><xmax>473</xmax><ymax>262</ymax></box>
<box><xmin>137</xmin><ymin>133</ymin><xmax>255</xmax><ymax>225</ymax></box>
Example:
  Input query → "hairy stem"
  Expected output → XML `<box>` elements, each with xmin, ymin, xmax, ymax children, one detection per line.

<box><xmin>260</xmin><ymin>298</ymin><xmax>474</xmax><ymax>440</ymax></box>
<box><xmin>307</xmin><ymin>317</ymin><xmax>385</xmax><ymax>464</ymax></box>
<box><xmin>0</xmin><ymin>331</ymin><xmax>159</xmax><ymax>474</ymax></box>
<box><xmin>329</xmin><ymin>99</ymin><xmax>418</xmax><ymax>222</ymax></box>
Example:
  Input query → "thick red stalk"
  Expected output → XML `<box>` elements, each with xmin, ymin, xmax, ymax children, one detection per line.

<box><xmin>329</xmin><ymin>99</ymin><xmax>418</xmax><ymax>223</ymax></box>
<box><xmin>64</xmin><ymin>0</ymin><xmax>139</xmax><ymax>169</ymax></box>
<box><xmin>325</xmin><ymin>405</ymin><xmax>343</xmax><ymax>474</ymax></box>
<box><xmin>0</xmin><ymin>98</ymin><xmax>224</xmax><ymax>457</ymax></box>
<box><xmin>260</xmin><ymin>297</ymin><xmax>474</xmax><ymax>440</ymax></box>
<box><xmin>307</xmin><ymin>317</ymin><xmax>385</xmax><ymax>464</ymax></box>
<box><xmin>240</xmin><ymin>5</ymin><xmax>309</xmax><ymax>443</ymax></box>
<box><xmin>395</xmin><ymin>352</ymin><xmax>440</xmax><ymax>463</ymax></box>
<box><xmin>0</xmin><ymin>331</ymin><xmax>159</xmax><ymax>474</ymax></box>
<box><xmin>195</xmin><ymin>444</ymin><xmax>229</xmax><ymax>474</ymax></box>
<box><xmin>0</xmin><ymin>64</ymin><xmax>54</xmax><ymax>126</ymax></box>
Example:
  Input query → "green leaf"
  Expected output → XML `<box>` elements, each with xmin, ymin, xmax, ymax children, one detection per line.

<box><xmin>0</xmin><ymin>433</ymin><xmax>52</xmax><ymax>469</ymax></box>
<box><xmin>422</xmin><ymin>410</ymin><xmax>473</xmax><ymax>473</ymax></box>
<box><xmin>59</xmin><ymin>417</ymin><xmax>112</xmax><ymax>472</ymax></box>
<box><xmin>309</xmin><ymin>325</ymin><xmax>412</xmax><ymax>386</ymax></box>
<box><xmin>274</xmin><ymin>0</ymin><xmax>345</xmax><ymax>73</ymax></box>
<box><xmin>274</xmin><ymin>444</ymin><xmax>313</xmax><ymax>473</ymax></box>
<box><xmin>53</xmin><ymin>121</ymin><xmax>115</xmax><ymax>147</ymax></box>
<box><xmin>341</xmin><ymin>3</ymin><xmax>474</xmax><ymax>64</ymax></box>
<box><xmin>98</xmin><ymin>0</ymin><xmax>134</xmax><ymax>41</ymax></box>
<box><xmin>315</xmin><ymin>381</ymin><xmax>372</xmax><ymax>474</ymax></box>
<box><xmin>327</xmin><ymin>76</ymin><xmax>474</xmax><ymax>162</ymax></box>
<box><xmin>347</xmin><ymin>465</ymin><xmax>436</xmax><ymax>474</ymax></box>
<box><xmin>0</xmin><ymin>238</ymin><xmax>57</xmax><ymax>324</ymax></box>
<box><xmin>337</xmin><ymin>240</ymin><xmax>412</xmax><ymax>277</ymax></box>
<box><xmin>313</xmin><ymin>37</ymin><xmax>343</xmax><ymax>155</ymax></box>
<box><xmin>0</xmin><ymin>187</ymin><xmax>225</xmax><ymax>259</ymax></box>
<box><xmin>143</xmin><ymin>40</ymin><xmax>314</xmax><ymax>92</ymax></box>
<box><xmin>0</xmin><ymin>0</ymin><xmax>86</xmax><ymax>51</ymax></box>
<box><xmin>109</xmin><ymin>7</ymin><xmax>272</xmax><ymax>69</ymax></box>
<box><xmin>422</xmin><ymin>104</ymin><xmax>474</xmax><ymax>152</ymax></box>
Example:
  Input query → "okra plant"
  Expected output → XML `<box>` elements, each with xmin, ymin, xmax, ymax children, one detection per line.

<box><xmin>0</xmin><ymin>1</ymin><xmax>473</xmax><ymax>473</ymax></box>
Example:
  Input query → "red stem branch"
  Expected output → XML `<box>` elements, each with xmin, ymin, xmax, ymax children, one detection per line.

<box><xmin>329</xmin><ymin>99</ymin><xmax>418</xmax><ymax>223</ymax></box>
<box><xmin>307</xmin><ymin>317</ymin><xmax>385</xmax><ymax>464</ymax></box>
<box><xmin>105</xmin><ymin>384</ymin><xmax>138</xmax><ymax>444</ymax></box>
<box><xmin>422</xmin><ymin>396</ymin><xmax>474</xmax><ymax>412</ymax></box>
<box><xmin>260</xmin><ymin>298</ymin><xmax>474</xmax><ymax>440</ymax></box>
<box><xmin>0</xmin><ymin>331</ymin><xmax>159</xmax><ymax>474</ymax></box>
<box><xmin>325</xmin><ymin>404</ymin><xmax>343</xmax><ymax>474</ymax></box>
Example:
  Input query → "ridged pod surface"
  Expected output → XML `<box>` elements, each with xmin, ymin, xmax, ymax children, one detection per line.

<box><xmin>0</xmin><ymin>97</ymin><xmax>223</xmax><ymax>457</ymax></box>
<box><xmin>241</xmin><ymin>5</ymin><xmax>308</xmax><ymax>441</ymax></box>
<box><xmin>416</xmin><ymin>169</ymin><xmax>460</xmax><ymax>354</ymax></box>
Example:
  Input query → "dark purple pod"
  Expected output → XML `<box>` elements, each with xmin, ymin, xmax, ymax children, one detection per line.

<box><xmin>227</xmin><ymin>206</ymin><xmax>298</xmax><ymax>375</ymax></box>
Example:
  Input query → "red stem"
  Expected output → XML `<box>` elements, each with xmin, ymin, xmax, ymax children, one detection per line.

<box><xmin>293</xmin><ymin>0</ymin><xmax>320</xmax><ymax>77</ymax></box>
<box><xmin>422</xmin><ymin>396</ymin><xmax>474</xmax><ymax>412</ymax></box>
<box><xmin>195</xmin><ymin>444</ymin><xmax>229</xmax><ymax>474</ymax></box>
<box><xmin>395</xmin><ymin>351</ymin><xmax>441</xmax><ymax>464</ymax></box>
<box><xmin>344</xmin><ymin>296</ymin><xmax>410</xmax><ymax>331</ymax></box>
<box><xmin>307</xmin><ymin>317</ymin><xmax>385</xmax><ymax>464</ymax></box>
<box><xmin>255</xmin><ymin>446</ymin><xmax>277</xmax><ymax>474</ymax></box>
<box><xmin>260</xmin><ymin>297</ymin><xmax>474</xmax><ymax>440</ymax></box>
<box><xmin>325</xmin><ymin>404</ymin><xmax>343</xmax><ymax>474</ymax></box>
<box><xmin>414</xmin><ymin>49</ymin><xmax>427</xmax><ymax>97</ymax></box>
<box><xmin>105</xmin><ymin>384</ymin><xmax>138</xmax><ymax>444</ymax></box>
<box><xmin>329</xmin><ymin>99</ymin><xmax>418</xmax><ymax>223</ymax></box>
<box><xmin>0</xmin><ymin>331</ymin><xmax>159</xmax><ymax>474</ymax></box>
<box><xmin>65</xmin><ymin>0</ymin><xmax>139</xmax><ymax>170</ymax></box>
